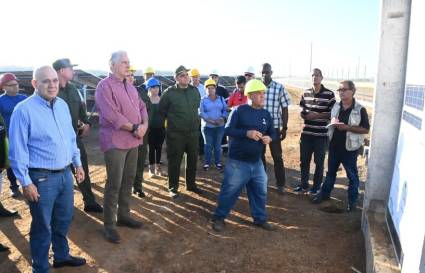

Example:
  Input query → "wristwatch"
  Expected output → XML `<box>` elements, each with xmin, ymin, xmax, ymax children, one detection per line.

<box><xmin>131</xmin><ymin>124</ymin><xmax>140</xmax><ymax>134</ymax></box>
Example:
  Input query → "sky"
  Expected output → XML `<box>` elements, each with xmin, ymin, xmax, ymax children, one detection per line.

<box><xmin>1</xmin><ymin>0</ymin><xmax>380</xmax><ymax>78</ymax></box>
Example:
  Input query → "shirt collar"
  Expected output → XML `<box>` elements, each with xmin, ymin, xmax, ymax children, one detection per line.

<box><xmin>34</xmin><ymin>93</ymin><xmax>57</xmax><ymax>107</ymax></box>
<box><xmin>108</xmin><ymin>73</ymin><xmax>126</xmax><ymax>83</ymax></box>
<box><xmin>339</xmin><ymin>98</ymin><xmax>356</xmax><ymax>110</ymax></box>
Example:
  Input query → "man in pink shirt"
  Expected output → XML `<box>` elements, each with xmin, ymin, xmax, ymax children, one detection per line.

<box><xmin>95</xmin><ymin>51</ymin><xmax>148</xmax><ymax>243</ymax></box>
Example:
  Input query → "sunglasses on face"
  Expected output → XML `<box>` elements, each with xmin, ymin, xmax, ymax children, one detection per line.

<box><xmin>337</xmin><ymin>88</ymin><xmax>352</xmax><ymax>92</ymax></box>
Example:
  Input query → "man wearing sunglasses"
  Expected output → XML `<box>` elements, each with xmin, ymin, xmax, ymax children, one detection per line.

<box><xmin>0</xmin><ymin>73</ymin><xmax>27</xmax><ymax>198</ymax></box>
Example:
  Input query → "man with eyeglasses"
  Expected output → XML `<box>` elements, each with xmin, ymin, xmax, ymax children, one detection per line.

<box><xmin>8</xmin><ymin>66</ymin><xmax>87</xmax><ymax>272</ymax></box>
<box><xmin>159</xmin><ymin>65</ymin><xmax>203</xmax><ymax>198</ymax></box>
<box><xmin>53</xmin><ymin>58</ymin><xmax>103</xmax><ymax>213</ymax></box>
<box><xmin>311</xmin><ymin>80</ymin><xmax>370</xmax><ymax>212</ymax></box>
<box><xmin>294</xmin><ymin>68</ymin><xmax>335</xmax><ymax>195</ymax></box>
<box><xmin>0</xmin><ymin>73</ymin><xmax>27</xmax><ymax>198</ymax></box>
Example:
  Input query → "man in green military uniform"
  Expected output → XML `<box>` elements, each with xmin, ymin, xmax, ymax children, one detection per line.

<box><xmin>127</xmin><ymin>66</ymin><xmax>151</xmax><ymax>198</ymax></box>
<box><xmin>53</xmin><ymin>58</ymin><xmax>103</xmax><ymax>213</ymax></box>
<box><xmin>159</xmin><ymin>65</ymin><xmax>203</xmax><ymax>198</ymax></box>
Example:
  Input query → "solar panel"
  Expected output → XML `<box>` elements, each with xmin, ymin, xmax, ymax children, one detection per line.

<box><xmin>404</xmin><ymin>84</ymin><xmax>424</xmax><ymax>111</ymax></box>
<box><xmin>402</xmin><ymin>110</ymin><xmax>422</xmax><ymax>130</ymax></box>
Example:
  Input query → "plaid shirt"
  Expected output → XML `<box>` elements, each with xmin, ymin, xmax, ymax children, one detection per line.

<box><xmin>264</xmin><ymin>80</ymin><xmax>291</xmax><ymax>128</ymax></box>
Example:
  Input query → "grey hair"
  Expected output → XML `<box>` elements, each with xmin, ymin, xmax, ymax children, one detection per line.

<box><xmin>340</xmin><ymin>80</ymin><xmax>356</xmax><ymax>94</ymax></box>
<box><xmin>109</xmin><ymin>50</ymin><xmax>128</xmax><ymax>66</ymax></box>
<box><xmin>33</xmin><ymin>65</ymin><xmax>56</xmax><ymax>81</ymax></box>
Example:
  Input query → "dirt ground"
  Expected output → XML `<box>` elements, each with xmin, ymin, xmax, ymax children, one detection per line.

<box><xmin>0</xmin><ymin>87</ymin><xmax>367</xmax><ymax>273</ymax></box>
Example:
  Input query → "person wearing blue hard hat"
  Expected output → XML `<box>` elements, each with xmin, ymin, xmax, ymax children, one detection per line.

<box><xmin>145</xmin><ymin>77</ymin><xmax>165</xmax><ymax>178</ymax></box>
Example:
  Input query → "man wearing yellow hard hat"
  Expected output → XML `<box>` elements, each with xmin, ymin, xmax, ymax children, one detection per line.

<box><xmin>212</xmin><ymin>79</ymin><xmax>276</xmax><ymax>232</ymax></box>
<box><xmin>189</xmin><ymin>68</ymin><xmax>206</xmax><ymax>157</ymax></box>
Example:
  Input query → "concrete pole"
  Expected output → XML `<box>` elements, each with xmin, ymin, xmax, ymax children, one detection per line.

<box><xmin>363</xmin><ymin>0</ymin><xmax>412</xmax><ymax>212</ymax></box>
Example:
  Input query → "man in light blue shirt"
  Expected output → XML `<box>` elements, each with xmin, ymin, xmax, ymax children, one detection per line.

<box><xmin>8</xmin><ymin>66</ymin><xmax>86</xmax><ymax>273</ymax></box>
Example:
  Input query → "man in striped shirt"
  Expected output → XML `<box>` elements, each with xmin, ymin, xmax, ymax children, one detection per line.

<box><xmin>294</xmin><ymin>68</ymin><xmax>335</xmax><ymax>194</ymax></box>
<box><xmin>262</xmin><ymin>63</ymin><xmax>291</xmax><ymax>194</ymax></box>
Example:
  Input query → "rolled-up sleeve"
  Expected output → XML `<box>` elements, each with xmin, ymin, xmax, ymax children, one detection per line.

<box><xmin>8</xmin><ymin>108</ymin><xmax>32</xmax><ymax>186</ymax></box>
<box><xmin>95</xmin><ymin>81</ymin><xmax>129</xmax><ymax>130</ymax></box>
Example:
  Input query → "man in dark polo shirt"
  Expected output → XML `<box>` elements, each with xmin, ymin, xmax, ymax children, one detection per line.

<box><xmin>53</xmin><ymin>58</ymin><xmax>103</xmax><ymax>213</ymax></box>
<box><xmin>294</xmin><ymin>68</ymin><xmax>335</xmax><ymax>194</ymax></box>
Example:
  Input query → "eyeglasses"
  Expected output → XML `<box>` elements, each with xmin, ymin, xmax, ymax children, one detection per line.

<box><xmin>178</xmin><ymin>73</ymin><xmax>189</xmax><ymax>78</ymax></box>
<box><xmin>41</xmin><ymin>78</ymin><xmax>59</xmax><ymax>85</ymax></box>
<box><xmin>337</xmin><ymin>88</ymin><xmax>352</xmax><ymax>92</ymax></box>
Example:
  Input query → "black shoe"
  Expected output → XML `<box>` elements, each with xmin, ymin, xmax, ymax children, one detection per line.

<box><xmin>169</xmin><ymin>191</ymin><xmax>179</xmax><ymax>199</ymax></box>
<box><xmin>0</xmin><ymin>243</ymin><xmax>10</xmax><ymax>252</ymax></box>
<box><xmin>104</xmin><ymin>228</ymin><xmax>121</xmax><ymax>244</ymax></box>
<box><xmin>212</xmin><ymin>218</ymin><xmax>225</xmax><ymax>232</ymax></box>
<box><xmin>203</xmin><ymin>164</ymin><xmax>209</xmax><ymax>171</ymax></box>
<box><xmin>277</xmin><ymin>186</ymin><xmax>285</xmax><ymax>195</ymax></box>
<box><xmin>187</xmin><ymin>187</ymin><xmax>204</xmax><ymax>195</ymax></box>
<box><xmin>311</xmin><ymin>193</ymin><xmax>331</xmax><ymax>204</ymax></box>
<box><xmin>0</xmin><ymin>204</ymin><xmax>18</xmax><ymax>218</ymax></box>
<box><xmin>117</xmin><ymin>218</ymin><xmax>143</xmax><ymax>229</ymax></box>
<box><xmin>53</xmin><ymin>255</ymin><xmax>86</xmax><ymax>268</ymax></box>
<box><xmin>84</xmin><ymin>203</ymin><xmax>103</xmax><ymax>213</ymax></box>
<box><xmin>10</xmin><ymin>189</ymin><xmax>22</xmax><ymax>199</ymax></box>
<box><xmin>216</xmin><ymin>163</ymin><xmax>223</xmax><ymax>171</ymax></box>
<box><xmin>133</xmin><ymin>189</ymin><xmax>146</xmax><ymax>198</ymax></box>
<box><xmin>254</xmin><ymin>222</ymin><xmax>274</xmax><ymax>231</ymax></box>
<box><xmin>293</xmin><ymin>186</ymin><xmax>307</xmax><ymax>194</ymax></box>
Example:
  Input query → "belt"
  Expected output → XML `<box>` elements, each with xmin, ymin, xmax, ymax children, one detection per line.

<box><xmin>29</xmin><ymin>164</ymin><xmax>70</xmax><ymax>174</ymax></box>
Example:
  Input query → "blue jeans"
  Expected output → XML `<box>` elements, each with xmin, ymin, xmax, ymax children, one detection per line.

<box><xmin>28</xmin><ymin>167</ymin><xmax>74</xmax><ymax>273</ymax></box>
<box><xmin>201</xmin><ymin>126</ymin><xmax>225</xmax><ymax>165</ymax></box>
<box><xmin>214</xmin><ymin>158</ymin><xmax>268</xmax><ymax>224</ymax></box>
<box><xmin>320</xmin><ymin>146</ymin><xmax>360</xmax><ymax>205</ymax></box>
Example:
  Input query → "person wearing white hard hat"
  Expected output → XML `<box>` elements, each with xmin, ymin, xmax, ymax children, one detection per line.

<box><xmin>212</xmin><ymin>79</ymin><xmax>276</xmax><ymax>232</ymax></box>
<box><xmin>244</xmin><ymin>66</ymin><xmax>256</xmax><ymax>81</ymax></box>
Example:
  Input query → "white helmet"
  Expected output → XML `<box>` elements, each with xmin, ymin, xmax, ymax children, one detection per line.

<box><xmin>245</xmin><ymin>66</ymin><xmax>255</xmax><ymax>75</ymax></box>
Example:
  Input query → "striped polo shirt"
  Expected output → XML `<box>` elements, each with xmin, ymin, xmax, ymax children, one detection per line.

<box><xmin>300</xmin><ymin>85</ymin><xmax>335</xmax><ymax>137</ymax></box>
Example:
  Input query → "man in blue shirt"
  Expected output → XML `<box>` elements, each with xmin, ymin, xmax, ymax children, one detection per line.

<box><xmin>212</xmin><ymin>79</ymin><xmax>276</xmax><ymax>232</ymax></box>
<box><xmin>0</xmin><ymin>72</ymin><xmax>27</xmax><ymax>197</ymax></box>
<box><xmin>9</xmin><ymin>66</ymin><xmax>86</xmax><ymax>273</ymax></box>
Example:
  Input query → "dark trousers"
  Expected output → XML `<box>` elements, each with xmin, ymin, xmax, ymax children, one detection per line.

<box><xmin>261</xmin><ymin>128</ymin><xmax>286</xmax><ymax>187</ymax></box>
<box><xmin>76</xmin><ymin>138</ymin><xmax>97</xmax><ymax>206</ymax></box>
<box><xmin>166</xmin><ymin>130</ymin><xmax>199</xmax><ymax>192</ymax></box>
<box><xmin>299</xmin><ymin>134</ymin><xmax>328</xmax><ymax>191</ymax></box>
<box><xmin>134</xmin><ymin>133</ymin><xmax>148</xmax><ymax>191</ymax></box>
<box><xmin>6</xmin><ymin>168</ymin><xmax>19</xmax><ymax>191</ymax></box>
<box><xmin>320</xmin><ymin>146</ymin><xmax>360</xmax><ymax>205</ymax></box>
<box><xmin>148</xmin><ymin>127</ymin><xmax>165</xmax><ymax>164</ymax></box>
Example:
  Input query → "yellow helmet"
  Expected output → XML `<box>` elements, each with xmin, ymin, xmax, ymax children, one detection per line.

<box><xmin>144</xmin><ymin>66</ymin><xmax>155</xmax><ymax>74</ymax></box>
<box><xmin>128</xmin><ymin>66</ymin><xmax>137</xmax><ymax>73</ymax></box>
<box><xmin>189</xmin><ymin>68</ymin><xmax>200</xmax><ymax>77</ymax></box>
<box><xmin>204</xmin><ymin>78</ymin><xmax>216</xmax><ymax>88</ymax></box>
<box><xmin>244</xmin><ymin>79</ymin><xmax>266</xmax><ymax>96</ymax></box>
